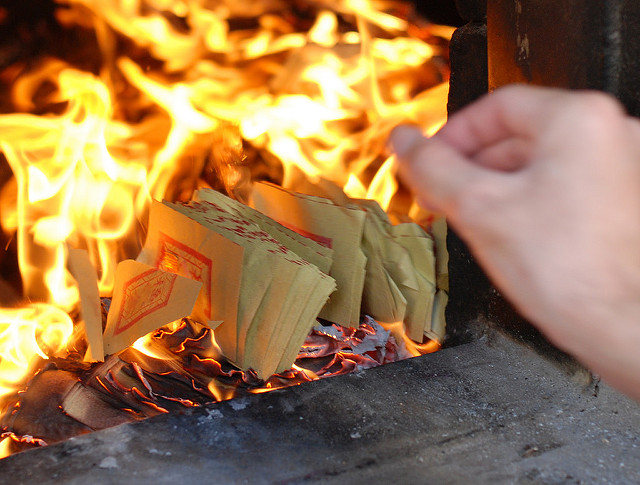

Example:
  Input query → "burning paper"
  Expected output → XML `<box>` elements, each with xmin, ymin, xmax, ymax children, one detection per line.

<box><xmin>355</xmin><ymin>199</ymin><xmax>439</xmax><ymax>342</ymax></box>
<box><xmin>253</xmin><ymin>179</ymin><xmax>442</xmax><ymax>343</ymax></box>
<box><xmin>0</xmin><ymin>0</ymin><xmax>452</xmax><ymax>458</ymax></box>
<box><xmin>103</xmin><ymin>260</ymin><xmax>202</xmax><ymax>355</ymax></box>
<box><xmin>389</xmin><ymin>221</ymin><xmax>437</xmax><ymax>342</ymax></box>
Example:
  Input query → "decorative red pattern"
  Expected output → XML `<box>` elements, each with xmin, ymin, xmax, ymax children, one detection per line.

<box><xmin>114</xmin><ymin>269</ymin><xmax>177</xmax><ymax>335</ymax></box>
<box><xmin>157</xmin><ymin>233</ymin><xmax>213</xmax><ymax>319</ymax></box>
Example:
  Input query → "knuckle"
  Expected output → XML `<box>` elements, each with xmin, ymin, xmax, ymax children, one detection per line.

<box><xmin>568</xmin><ymin>91</ymin><xmax>625</xmax><ymax>130</ymax></box>
<box><xmin>451</xmin><ymin>178</ymin><xmax>502</xmax><ymax>222</ymax></box>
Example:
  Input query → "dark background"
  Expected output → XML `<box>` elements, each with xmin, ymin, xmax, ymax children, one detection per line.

<box><xmin>414</xmin><ymin>0</ymin><xmax>464</xmax><ymax>26</ymax></box>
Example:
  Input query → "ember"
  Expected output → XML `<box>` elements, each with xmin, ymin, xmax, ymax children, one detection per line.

<box><xmin>0</xmin><ymin>0</ymin><xmax>450</xmax><ymax>457</ymax></box>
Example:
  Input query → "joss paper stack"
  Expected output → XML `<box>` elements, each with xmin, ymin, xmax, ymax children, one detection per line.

<box><xmin>139</xmin><ymin>197</ymin><xmax>336</xmax><ymax>379</ymax></box>
<box><xmin>260</xmin><ymin>179</ymin><xmax>442</xmax><ymax>343</ymax></box>
<box><xmin>250</xmin><ymin>182</ymin><xmax>367</xmax><ymax>327</ymax></box>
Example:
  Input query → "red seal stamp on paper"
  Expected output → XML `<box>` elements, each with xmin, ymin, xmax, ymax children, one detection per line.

<box><xmin>114</xmin><ymin>269</ymin><xmax>177</xmax><ymax>335</ymax></box>
<box><xmin>157</xmin><ymin>233</ymin><xmax>213</xmax><ymax>318</ymax></box>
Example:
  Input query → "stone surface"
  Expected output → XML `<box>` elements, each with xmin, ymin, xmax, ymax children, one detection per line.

<box><xmin>1</xmin><ymin>332</ymin><xmax>639</xmax><ymax>484</ymax></box>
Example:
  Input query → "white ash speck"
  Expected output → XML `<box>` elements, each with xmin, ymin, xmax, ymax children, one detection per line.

<box><xmin>98</xmin><ymin>457</ymin><xmax>118</xmax><ymax>469</ymax></box>
<box><xmin>350</xmin><ymin>432</ymin><xmax>362</xmax><ymax>439</ymax></box>
<box><xmin>198</xmin><ymin>408</ymin><xmax>224</xmax><ymax>424</ymax></box>
<box><xmin>148</xmin><ymin>448</ymin><xmax>172</xmax><ymax>456</ymax></box>
<box><xmin>229</xmin><ymin>398</ymin><xmax>249</xmax><ymax>411</ymax></box>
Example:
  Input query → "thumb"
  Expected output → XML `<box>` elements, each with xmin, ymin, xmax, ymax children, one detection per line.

<box><xmin>389</xmin><ymin>124</ymin><xmax>495</xmax><ymax>215</ymax></box>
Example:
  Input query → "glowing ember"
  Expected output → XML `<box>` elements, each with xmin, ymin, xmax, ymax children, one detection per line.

<box><xmin>0</xmin><ymin>0</ymin><xmax>450</xmax><ymax>457</ymax></box>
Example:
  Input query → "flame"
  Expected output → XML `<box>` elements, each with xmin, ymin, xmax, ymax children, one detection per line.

<box><xmin>366</xmin><ymin>156</ymin><xmax>398</xmax><ymax>211</ymax></box>
<box><xmin>0</xmin><ymin>0</ymin><xmax>450</xmax><ymax>417</ymax></box>
<box><xmin>207</xmin><ymin>380</ymin><xmax>236</xmax><ymax>402</ymax></box>
<box><xmin>0</xmin><ymin>304</ymin><xmax>73</xmax><ymax>400</ymax></box>
<box><xmin>0</xmin><ymin>437</ymin><xmax>11</xmax><ymax>459</ymax></box>
<box><xmin>380</xmin><ymin>321</ymin><xmax>441</xmax><ymax>357</ymax></box>
<box><xmin>0</xmin><ymin>64</ymin><xmax>150</xmax><ymax>302</ymax></box>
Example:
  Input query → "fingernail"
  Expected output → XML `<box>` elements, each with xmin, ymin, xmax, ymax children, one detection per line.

<box><xmin>388</xmin><ymin>125</ymin><xmax>425</xmax><ymax>158</ymax></box>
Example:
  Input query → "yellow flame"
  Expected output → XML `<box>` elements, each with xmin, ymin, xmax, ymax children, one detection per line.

<box><xmin>343</xmin><ymin>174</ymin><xmax>367</xmax><ymax>199</ymax></box>
<box><xmin>0</xmin><ymin>437</ymin><xmax>11</xmax><ymax>459</ymax></box>
<box><xmin>0</xmin><ymin>0</ymin><xmax>451</xmax><ymax>420</ymax></box>
<box><xmin>0</xmin><ymin>65</ymin><xmax>150</xmax><ymax>303</ymax></box>
<box><xmin>381</xmin><ymin>321</ymin><xmax>441</xmax><ymax>357</ymax></box>
<box><xmin>367</xmin><ymin>156</ymin><xmax>398</xmax><ymax>211</ymax></box>
<box><xmin>0</xmin><ymin>304</ymin><xmax>73</xmax><ymax>399</ymax></box>
<box><xmin>131</xmin><ymin>320</ymin><xmax>184</xmax><ymax>359</ymax></box>
<box><xmin>292</xmin><ymin>363</ymin><xmax>319</xmax><ymax>381</ymax></box>
<box><xmin>207</xmin><ymin>380</ymin><xmax>236</xmax><ymax>402</ymax></box>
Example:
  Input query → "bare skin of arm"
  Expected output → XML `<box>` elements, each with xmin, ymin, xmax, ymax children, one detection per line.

<box><xmin>390</xmin><ymin>84</ymin><xmax>640</xmax><ymax>401</ymax></box>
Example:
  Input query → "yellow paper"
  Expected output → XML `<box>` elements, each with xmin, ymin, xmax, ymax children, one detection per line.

<box><xmin>138</xmin><ymin>200</ymin><xmax>244</xmax><ymax>335</ymax></box>
<box><xmin>251</xmin><ymin>182</ymin><xmax>366</xmax><ymax>327</ymax></box>
<box><xmin>67</xmin><ymin>248</ymin><xmax>104</xmax><ymax>362</ymax></box>
<box><xmin>357</xmin><ymin>203</ymin><xmax>408</xmax><ymax>323</ymax></box>
<box><xmin>194</xmin><ymin>188</ymin><xmax>333</xmax><ymax>275</ymax></box>
<box><xmin>164</xmin><ymin>200</ymin><xmax>291</xmax><ymax>363</ymax></box>
<box><xmin>103</xmin><ymin>260</ymin><xmax>201</xmax><ymax>355</ymax></box>
<box><xmin>262</xmin><ymin>264</ymin><xmax>331</xmax><ymax>376</ymax></box>
<box><xmin>391</xmin><ymin>222</ymin><xmax>437</xmax><ymax>341</ymax></box>
<box><xmin>165</xmin><ymin>198</ymin><xmax>335</xmax><ymax>376</ymax></box>
<box><xmin>275</xmin><ymin>274</ymin><xmax>336</xmax><ymax>374</ymax></box>
<box><xmin>276</xmin><ymin>176</ymin><xmax>445</xmax><ymax>342</ymax></box>
<box><xmin>426</xmin><ymin>289</ymin><xmax>447</xmax><ymax>343</ymax></box>
<box><xmin>242</xmin><ymin>258</ymin><xmax>299</xmax><ymax>377</ymax></box>
<box><xmin>431</xmin><ymin>215</ymin><xmax>449</xmax><ymax>291</ymax></box>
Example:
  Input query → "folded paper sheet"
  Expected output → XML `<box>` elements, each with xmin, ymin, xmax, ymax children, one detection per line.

<box><xmin>140</xmin><ymin>196</ymin><xmax>336</xmax><ymax>379</ymax></box>
<box><xmin>138</xmin><ymin>199</ymin><xmax>244</xmax><ymax>331</ymax></box>
<box><xmin>67</xmin><ymin>248</ymin><xmax>104</xmax><ymax>362</ymax></box>
<box><xmin>250</xmin><ymin>182</ymin><xmax>366</xmax><ymax>327</ymax></box>
<box><xmin>103</xmin><ymin>260</ymin><xmax>202</xmax><ymax>355</ymax></box>
<box><xmin>357</xmin><ymin>202</ymin><xmax>408</xmax><ymax>323</ymax></box>
<box><xmin>390</xmin><ymin>222</ymin><xmax>437</xmax><ymax>342</ymax></box>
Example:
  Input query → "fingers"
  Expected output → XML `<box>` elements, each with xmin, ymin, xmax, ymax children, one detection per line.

<box><xmin>389</xmin><ymin>85</ymin><xmax>629</xmax><ymax>219</ymax></box>
<box><xmin>436</xmin><ymin>85</ymin><xmax>625</xmax><ymax>162</ymax></box>
<box><xmin>435</xmin><ymin>85</ymin><xmax>555</xmax><ymax>156</ymax></box>
<box><xmin>390</xmin><ymin>124</ymin><xmax>502</xmax><ymax>214</ymax></box>
<box><xmin>472</xmin><ymin>137</ymin><xmax>533</xmax><ymax>171</ymax></box>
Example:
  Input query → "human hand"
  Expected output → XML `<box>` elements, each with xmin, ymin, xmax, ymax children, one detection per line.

<box><xmin>390</xmin><ymin>84</ymin><xmax>640</xmax><ymax>400</ymax></box>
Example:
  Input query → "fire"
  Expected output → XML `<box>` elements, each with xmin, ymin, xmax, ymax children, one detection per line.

<box><xmin>380</xmin><ymin>321</ymin><xmax>441</xmax><ymax>357</ymax></box>
<box><xmin>0</xmin><ymin>437</ymin><xmax>10</xmax><ymax>459</ymax></box>
<box><xmin>0</xmin><ymin>0</ymin><xmax>450</xmax><ymax>448</ymax></box>
<box><xmin>0</xmin><ymin>304</ymin><xmax>73</xmax><ymax>400</ymax></box>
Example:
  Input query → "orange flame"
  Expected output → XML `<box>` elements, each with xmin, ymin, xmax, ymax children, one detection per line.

<box><xmin>381</xmin><ymin>321</ymin><xmax>441</xmax><ymax>357</ymax></box>
<box><xmin>0</xmin><ymin>304</ymin><xmax>73</xmax><ymax>400</ymax></box>
<box><xmin>0</xmin><ymin>0</ymin><xmax>450</xmax><ymax>411</ymax></box>
<box><xmin>0</xmin><ymin>437</ymin><xmax>11</xmax><ymax>459</ymax></box>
